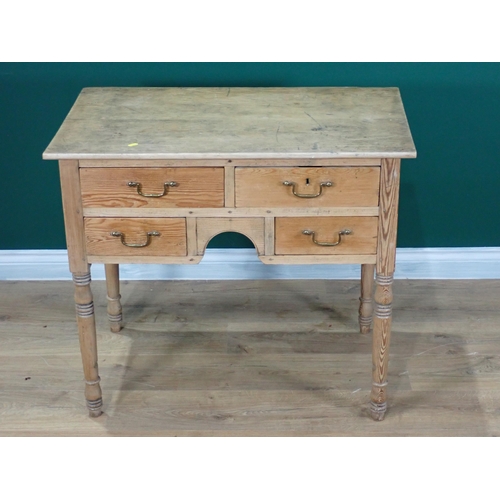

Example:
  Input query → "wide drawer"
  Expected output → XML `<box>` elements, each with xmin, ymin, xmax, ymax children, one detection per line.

<box><xmin>80</xmin><ymin>167</ymin><xmax>224</xmax><ymax>208</ymax></box>
<box><xmin>275</xmin><ymin>217</ymin><xmax>378</xmax><ymax>255</ymax></box>
<box><xmin>85</xmin><ymin>217</ymin><xmax>187</xmax><ymax>256</ymax></box>
<box><xmin>235</xmin><ymin>167</ymin><xmax>379</xmax><ymax>207</ymax></box>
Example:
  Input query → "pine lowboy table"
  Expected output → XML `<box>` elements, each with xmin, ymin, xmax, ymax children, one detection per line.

<box><xmin>43</xmin><ymin>87</ymin><xmax>416</xmax><ymax>421</ymax></box>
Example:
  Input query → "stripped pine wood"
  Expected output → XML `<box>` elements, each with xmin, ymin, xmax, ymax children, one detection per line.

<box><xmin>376</xmin><ymin>159</ymin><xmax>401</xmax><ymax>276</ymax></box>
<box><xmin>88</xmin><ymin>255</ymin><xmax>203</xmax><ymax>264</ymax></box>
<box><xmin>80</xmin><ymin>167</ymin><xmax>224</xmax><ymax>208</ymax></box>
<box><xmin>72</xmin><ymin>272</ymin><xmax>102</xmax><ymax>417</ymax></box>
<box><xmin>82</xmin><ymin>207</ymin><xmax>381</xmax><ymax>218</ymax></box>
<box><xmin>196</xmin><ymin>218</ymin><xmax>265</xmax><ymax>256</ymax></box>
<box><xmin>42</xmin><ymin>88</ymin><xmax>416</xmax><ymax>160</ymax></box>
<box><xmin>224</xmin><ymin>163</ymin><xmax>235</xmax><ymax>208</ymax></box>
<box><xmin>264</xmin><ymin>217</ymin><xmax>274</xmax><ymax>255</ymax></box>
<box><xmin>45</xmin><ymin>87</ymin><xmax>416</xmax><ymax>420</ymax></box>
<box><xmin>186</xmin><ymin>218</ymin><xmax>197</xmax><ymax>256</ymax></box>
<box><xmin>84</xmin><ymin>217</ymin><xmax>187</xmax><ymax>257</ymax></box>
<box><xmin>78</xmin><ymin>158</ymin><xmax>382</xmax><ymax>168</ymax></box>
<box><xmin>1</xmin><ymin>279</ymin><xmax>500</xmax><ymax>436</ymax></box>
<box><xmin>58</xmin><ymin>160</ymin><xmax>87</xmax><ymax>273</ymax></box>
<box><xmin>371</xmin><ymin>158</ymin><xmax>401</xmax><ymax>420</ymax></box>
<box><xmin>259</xmin><ymin>255</ymin><xmax>377</xmax><ymax>264</ymax></box>
<box><xmin>233</xmin><ymin>158</ymin><xmax>382</xmax><ymax>167</ymax></box>
<box><xmin>79</xmin><ymin>159</ymin><xmax>228</xmax><ymax>168</ymax></box>
<box><xmin>359</xmin><ymin>264</ymin><xmax>375</xmax><ymax>333</ymax></box>
<box><xmin>104</xmin><ymin>264</ymin><xmax>122</xmax><ymax>333</ymax></box>
<box><xmin>275</xmin><ymin>217</ymin><xmax>378</xmax><ymax>255</ymax></box>
<box><xmin>235</xmin><ymin>167</ymin><xmax>380</xmax><ymax>208</ymax></box>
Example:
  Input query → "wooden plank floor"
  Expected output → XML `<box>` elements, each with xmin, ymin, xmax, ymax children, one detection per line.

<box><xmin>1</xmin><ymin>279</ymin><xmax>499</xmax><ymax>436</ymax></box>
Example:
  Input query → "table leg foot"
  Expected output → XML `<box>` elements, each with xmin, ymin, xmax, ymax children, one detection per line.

<box><xmin>87</xmin><ymin>398</ymin><xmax>103</xmax><ymax>418</ymax></box>
<box><xmin>107</xmin><ymin>310</ymin><xmax>122</xmax><ymax>333</ymax></box>
<box><xmin>85</xmin><ymin>376</ymin><xmax>103</xmax><ymax>417</ymax></box>
<box><xmin>359</xmin><ymin>319</ymin><xmax>372</xmax><ymax>335</ymax></box>
<box><xmin>370</xmin><ymin>401</ymin><xmax>387</xmax><ymax>421</ymax></box>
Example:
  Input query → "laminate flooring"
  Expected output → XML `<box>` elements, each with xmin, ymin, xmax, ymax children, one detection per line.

<box><xmin>1</xmin><ymin>279</ymin><xmax>499</xmax><ymax>436</ymax></box>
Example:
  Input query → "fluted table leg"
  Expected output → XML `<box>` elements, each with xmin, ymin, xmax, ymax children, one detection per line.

<box><xmin>73</xmin><ymin>271</ymin><xmax>102</xmax><ymax>417</ymax></box>
<box><xmin>105</xmin><ymin>263</ymin><xmax>122</xmax><ymax>333</ymax></box>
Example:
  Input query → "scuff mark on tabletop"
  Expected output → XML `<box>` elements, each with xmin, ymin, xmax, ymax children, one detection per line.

<box><xmin>304</xmin><ymin>112</ymin><xmax>325</xmax><ymax>131</ymax></box>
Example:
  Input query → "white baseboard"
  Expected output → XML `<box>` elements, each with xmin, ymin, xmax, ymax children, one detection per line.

<box><xmin>1</xmin><ymin>248</ymin><xmax>500</xmax><ymax>280</ymax></box>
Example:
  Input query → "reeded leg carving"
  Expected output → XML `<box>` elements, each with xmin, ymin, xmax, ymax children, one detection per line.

<box><xmin>105</xmin><ymin>264</ymin><xmax>122</xmax><ymax>333</ymax></box>
<box><xmin>73</xmin><ymin>271</ymin><xmax>103</xmax><ymax>417</ymax></box>
<box><xmin>359</xmin><ymin>264</ymin><xmax>374</xmax><ymax>334</ymax></box>
<box><xmin>370</xmin><ymin>273</ymin><xmax>393</xmax><ymax>421</ymax></box>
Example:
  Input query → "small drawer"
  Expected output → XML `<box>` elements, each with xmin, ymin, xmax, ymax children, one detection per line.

<box><xmin>235</xmin><ymin>167</ymin><xmax>380</xmax><ymax>208</ymax></box>
<box><xmin>85</xmin><ymin>217</ymin><xmax>186</xmax><ymax>256</ymax></box>
<box><xmin>81</xmin><ymin>167</ymin><xmax>224</xmax><ymax>208</ymax></box>
<box><xmin>275</xmin><ymin>216</ymin><xmax>378</xmax><ymax>255</ymax></box>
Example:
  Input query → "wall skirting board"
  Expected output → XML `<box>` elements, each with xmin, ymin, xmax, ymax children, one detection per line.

<box><xmin>1</xmin><ymin>248</ymin><xmax>500</xmax><ymax>280</ymax></box>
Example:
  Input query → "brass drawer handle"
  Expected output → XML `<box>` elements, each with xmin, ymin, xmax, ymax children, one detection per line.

<box><xmin>127</xmin><ymin>181</ymin><xmax>177</xmax><ymax>197</ymax></box>
<box><xmin>302</xmin><ymin>229</ymin><xmax>352</xmax><ymax>247</ymax></box>
<box><xmin>283</xmin><ymin>180</ymin><xmax>332</xmax><ymax>198</ymax></box>
<box><xmin>110</xmin><ymin>230</ymin><xmax>160</xmax><ymax>248</ymax></box>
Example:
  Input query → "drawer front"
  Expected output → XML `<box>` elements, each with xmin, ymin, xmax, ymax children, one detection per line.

<box><xmin>81</xmin><ymin>168</ymin><xmax>224</xmax><ymax>208</ymax></box>
<box><xmin>275</xmin><ymin>217</ymin><xmax>378</xmax><ymax>255</ymax></box>
<box><xmin>85</xmin><ymin>218</ymin><xmax>186</xmax><ymax>256</ymax></box>
<box><xmin>235</xmin><ymin>167</ymin><xmax>379</xmax><ymax>207</ymax></box>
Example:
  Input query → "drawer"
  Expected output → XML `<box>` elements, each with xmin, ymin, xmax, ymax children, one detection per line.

<box><xmin>85</xmin><ymin>218</ymin><xmax>187</xmax><ymax>256</ymax></box>
<box><xmin>80</xmin><ymin>168</ymin><xmax>224</xmax><ymax>208</ymax></box>
<box><xmin>275</xmin><ymin>217</ymin><xmax>378</xmax><ymax>255</ymax></box>
<box><xmin>235</xmin><ymin>167</ymin><xmax>379</xmax><ymax>207</ymax></box>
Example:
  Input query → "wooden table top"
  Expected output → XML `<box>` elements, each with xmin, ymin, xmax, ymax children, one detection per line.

<box><xmin>43</xmin><ymin>87</ymin><xmax>416</xmax><ymax>160</ymax></box>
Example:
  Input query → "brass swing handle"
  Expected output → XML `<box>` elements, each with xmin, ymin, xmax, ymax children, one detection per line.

<box><xmin>282</xmin><ymin>180</ymin><xmax>332</xmax><ymax>198</ymax></box>
<box><xmin>110</xmin><ymin>230</ymin><xmax>160</xmax><ymax>248</ymax></box>
<box><xmin>302</xmin><ymin>229</ymin><xmax>352</xmax><ymax>247</ymax></box>
<box><xmin>127</xmin><ymin>181</ymin><xmax>177</xmax><ymax>197</ymax></box>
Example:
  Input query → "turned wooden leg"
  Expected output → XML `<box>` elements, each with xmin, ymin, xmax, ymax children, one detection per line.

<box><xmin>370</xmin><ymin>158</ymin><xmax>401</xmax><ymax>421</ymax></box>
<box><xmin>370</xmin><ymin>273</ymin><xmax>393</xmax><ymax>421</ymax></box>
<box><xmin>73</xmin><ymin>271</ymin><xmax>103</xmax><ymax>418</ymax></box>
<box><xmin>105</xmin><ymin>263</ymin><xmax>122</xmax><ymax>333</ymax></box>
<box><xmin>359</xmin><ymin>264</ymin><xmax>374</xmax><ymax>334</ymax></box>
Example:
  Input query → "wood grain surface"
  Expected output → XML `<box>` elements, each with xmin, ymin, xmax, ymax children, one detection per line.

<box><xmin>275</xmin><ymin>217</ymin><xmax>378</xmax><ymax>255</ymax></box>
<box><xmin>81</xmin><ymin>167</ymin><xmax>224</xmax><ymax>208</ymax></box>
<box><xmin>196</xmin><ymin>218</ymin><xmax>265</xmax><ymax>256</ymax></box>
<box><xmin>376</xmin><ymin>159</ymin><xmax>401</xmax><ymax>275</ymax></box>
<box><xmin>85</xmin><ymin>218</ymin><xmax>187</xmax><ymax>257</ymax></box>
<box><xmin>59</xmin><ymin>160</ymin><xmax>88</xmax><ymax>273</ymax></box>
<box><xmin>0</xmin><ymin>279</ymin><xmax>499</xmax><ymax>436</ymax></box>
<box><xmin>43</xmin><ymin>87</ymin><xmax>416</xmax><ymax>160</ymax></box>
<box><xmin>235</xmin><ymin>167</ymin><xmax>380</xmax><ymax>208</ymax></box>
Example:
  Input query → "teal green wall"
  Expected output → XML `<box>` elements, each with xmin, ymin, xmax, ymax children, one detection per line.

<box><xmin>1</xmin><ymin>63</ymin><xmax>500</xmax><ymax>250</ymax></box>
